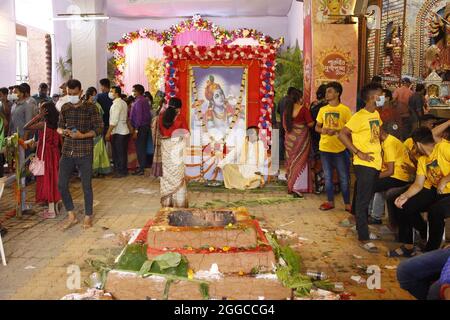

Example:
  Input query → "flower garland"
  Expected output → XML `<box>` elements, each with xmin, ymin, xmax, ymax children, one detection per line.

<box><xmin>190</xmin><ymin>66</ymin><xmax>246</xmax><ymax>147</ymax></box>
<box><xmin>107</xmin><ymin>16</ymin><xmax>283</xmax><ymax>90</ymax></box>
<box><xmin>164</xmin><ymin>45</ymin><xmax>277</xmax><ymax>144</ymax></box>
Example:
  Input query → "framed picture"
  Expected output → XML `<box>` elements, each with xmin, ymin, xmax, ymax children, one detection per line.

<box><xmin>186</xmin><ymin>65</ymin><xmax>248</xmax><ymax>180</ymax></box>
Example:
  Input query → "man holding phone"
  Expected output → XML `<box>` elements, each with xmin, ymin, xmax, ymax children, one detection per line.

<box><xmin>57</xmin><ymin>79</ymin><xmax>103</xmax><ymax>230</ymax></box>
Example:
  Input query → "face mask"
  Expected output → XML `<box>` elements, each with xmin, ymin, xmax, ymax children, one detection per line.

<box><xmin>376</xmin><ymin>95</ymin><xmax>385</xmax><ymax>107</ymax></box>
<box><xmin>68</xmin><ymin>95</ymin><xmax>80</xmax><ymax>104</ymax></box>
<box><xmin>8</xmin><ymin>93</ymin><xmax>18</xmax><ymax>102</ymax></box>
<box><xmin>108</xmin><ymin>92</ymin><xmax>115</xmax><ymax>100</ymax></box>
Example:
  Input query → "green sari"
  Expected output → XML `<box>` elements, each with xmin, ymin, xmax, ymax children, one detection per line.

<box><xmin>93</xmin><ymin>103</ymin><xmax>112</xmax><ymax>175</ymax></box>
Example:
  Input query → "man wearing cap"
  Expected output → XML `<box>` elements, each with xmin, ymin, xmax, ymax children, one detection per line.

<box><xmin>393</xmin><ymin>78</ymin><xmax>413</xmax><ymax>139</ymax></box>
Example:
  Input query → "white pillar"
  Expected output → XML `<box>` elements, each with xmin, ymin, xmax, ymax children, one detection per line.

<box><xmin>70</xmin><ymin>0</ymin><xmax>107</xmax><ymax>90</ymax></box>
<box><xmin>0</xmin><ymin>0</ymin><xmax>16</xmax><ymax>86</ymax></box>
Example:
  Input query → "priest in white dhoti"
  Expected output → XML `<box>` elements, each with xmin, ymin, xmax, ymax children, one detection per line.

<box><xmin>217</xmin><ymin>127</ymin><xmax>266</xmax><ymax>190</ymax></box>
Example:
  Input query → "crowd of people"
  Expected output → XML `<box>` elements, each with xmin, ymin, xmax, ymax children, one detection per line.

<box><xmin>276</xmin><ymin>77</ymin><xmax>450</xmax><ymax>300</ymax></box>
<box><xmin>0</xmin><ymin>78</ymin><xmax>167</xmax><ymax>233</ymax></box>
<box><xmin>0</xmin><ymin>74</ymin><xmax>449</xmax><ymax>299</ymax></box>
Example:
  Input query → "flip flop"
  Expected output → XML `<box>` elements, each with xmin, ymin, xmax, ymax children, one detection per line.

<box><xmin>360</xmin><ymin>242</ymin><xmax>378</xmax><ymax>253</ymax></box>
<box><xmin>369</xmin><ymin>232</ymin><xmax>380</xmax><ymax>240</ymax></box>
<box><xmin>387</xmin><ymin>245</ymin><xmax>416</xmax><ymax>258</ymax></box>
<box><xmin>83</xmin><ymin>217</ymin><xmax>93</xmax><ymax>229</ymax></box>
<box><xmin>319</xmin><ymin>202</ymin><xmax>335</xmax><ymax>211</ymax></box>
<box><xmin>63</xmin><ymin>218</ymin><xmax>79</xmax><ymax>231</ymax></box>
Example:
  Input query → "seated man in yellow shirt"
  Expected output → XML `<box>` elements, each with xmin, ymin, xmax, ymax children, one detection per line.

<box><xmin>390</xmin><ymin>127</ymin><xmax>450</xmax><ymax>257</ymax></box>
<box><xmin>368</xmin><ymin>124</ymin><xmax>413</xmax><ymax>225</ymax></box>
<box><xmin>218</xmin><ymin>126</ymin><xmax>266</xmax><ymax>190</ymax></box>
<box><xmin>339</xmin><ymin>82</ymin><xmax>384</xmax><ymax>253</ymax></box>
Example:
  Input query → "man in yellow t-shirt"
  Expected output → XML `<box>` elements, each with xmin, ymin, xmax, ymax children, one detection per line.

<box><xmin>391</xmin><ymin>127</ymin><xmax>450</xmax><ymax>257</ymax></box>
<box><xmin>339</xmin><ymin>82</ymin><xmax>384</xmax><ymax>252</ymax></box>
<box><xmin>315</xmin><ymin>82</ymin><xmax>352</xmax><ymax>212</ymax></box>
<box><xmin>368</xmin><ymin>125</ymin><xmax>412</xmax><ymax>225</ymax></box>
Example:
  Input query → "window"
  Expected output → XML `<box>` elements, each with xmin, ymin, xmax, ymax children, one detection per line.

<box><xmin>16</xmin><ymin>36</ymin><xmax>28</xmax><ymax>84</ymax></box>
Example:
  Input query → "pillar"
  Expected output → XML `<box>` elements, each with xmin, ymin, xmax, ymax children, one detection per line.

<box><xmin>69</xmin><ymin>0</ymin><xmax>107</xmax><ymax>90</ymax></box>
<box><xmin>0</xmin><ymin>0</ymin><xmax>16</xmax><ymax>86</ymax></box>
<box><xmin>303</xmin><ymin>0</ymin><xmax>359</xmax><ymax>110</ymax></box>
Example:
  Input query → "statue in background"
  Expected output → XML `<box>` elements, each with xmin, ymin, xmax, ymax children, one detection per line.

<box><xmin>427</xmin><ymin>3</ymin><xmax>450</xmax><ymax>80</ymax></box>
<box><xmin>383</xmin><ymin>22</ymin><xmax>403</xmax><ymax>77</ymax></box>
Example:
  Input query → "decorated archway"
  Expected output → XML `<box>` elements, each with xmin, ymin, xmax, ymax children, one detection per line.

<box><xmin>108</xmin><ymin>15</ymin><xmax>283</xmax><ymax>181</ymax></box>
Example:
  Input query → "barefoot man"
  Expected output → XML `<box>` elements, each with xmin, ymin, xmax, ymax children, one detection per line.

<box><xmin>57</xmin><ymin>79</ymin><xmax>103</xmax><ymax>230</ymax></box>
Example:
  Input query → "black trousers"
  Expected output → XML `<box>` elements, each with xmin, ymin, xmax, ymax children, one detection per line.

<box><xmin>135</xmin><ymin>126</ymin><xmax>149</xmax><ymax>171</ymax></box>
<box><xmin>374</xmin><ymin>177</ymin><xmax>409</xmax><ymax>193</ymax></box>
<box><xmin>112</xmin><ymin>134</ymin><xmax>129</xmax><ymax>175</ymax></box>
<box><xmin>352</xmin><ymin>165</ymin><xmax>380</xmax><ymax>241</ymax></box>
<box><xmin>395</xmin><ymin>188</ymin><xmax>450</xmax><ymax>251</ymax></box>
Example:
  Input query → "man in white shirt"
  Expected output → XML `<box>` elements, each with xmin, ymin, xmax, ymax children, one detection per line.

<box><xmin>106</xmin><ymin>86</ymin><xmax>130</xmax><ymax>178</ymax></box>
<box><xmin>218</xmin><ymin>126</ymin><xmax>266</xmax><ymax>190</ymax></box>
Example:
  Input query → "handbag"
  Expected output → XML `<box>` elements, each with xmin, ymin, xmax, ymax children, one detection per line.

<box><xmin>29</xmin><ymin>122</ymin><xmax>46</xmax><ymax>176</ymax></box>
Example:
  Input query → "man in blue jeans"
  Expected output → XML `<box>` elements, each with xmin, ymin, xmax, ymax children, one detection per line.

<box><xmin>315</xmin><ymin>82</ymin><xmax>352</xmax><ymax>212</ymax></box>
<box><xmin>397</xmin><ymin>247</ymin><xmax>450</xmax><ymax>300</ymax></box>
<box><xmin>57</xmin><ymin>79</ymin><xmax>103</xmax><ymax>230</ymax></box>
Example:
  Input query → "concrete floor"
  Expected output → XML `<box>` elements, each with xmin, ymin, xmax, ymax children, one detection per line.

<box><xmin>0</xmin><ymin>174</ymin><xmax>416</xmax><ymax>300</ymax></box>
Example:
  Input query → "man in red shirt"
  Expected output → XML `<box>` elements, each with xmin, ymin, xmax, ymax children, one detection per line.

<box><xmin>393</xmin><ymin>78</ymin><xmax>413</xmax><ymax>139</ymax></box>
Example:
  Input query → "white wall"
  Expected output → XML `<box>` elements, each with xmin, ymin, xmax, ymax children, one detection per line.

<box><xmin>107</xmin><ymin>16</ymin><xmax>290</xmax><ymax>46</ymax></box>
<box><xmin>287</xmin><ymin>0</ymin><xmax>303</xmax><ymax>49</ymax></box>
<box><xmin>0</xmin><ymin>0</ymin><xmax>16</xmax><ymax>87</ymax></box>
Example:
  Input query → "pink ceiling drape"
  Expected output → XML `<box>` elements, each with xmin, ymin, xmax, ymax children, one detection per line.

<box><xmin>123</xmin><ymin>38</ymin><xmax>164</xmax><ymax>94</ymax></box>
<box><xmin>173</xmin><ymin>30</ymin><xmax>216</xmax><ymax>46</ymax></box>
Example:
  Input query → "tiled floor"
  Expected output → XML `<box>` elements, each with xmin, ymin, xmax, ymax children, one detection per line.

<box><xmin>0</xmin><ymin>174</ymin><xmax>416</xmax><ymax>299</ymax></box>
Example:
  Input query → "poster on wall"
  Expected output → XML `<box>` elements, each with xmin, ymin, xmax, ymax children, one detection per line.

<box><xmin>308</xmin><ymin>0</ymin><xmax>358</xmax><ymax>110</ymax></box>
<box><xmin>186</xmin><ymin>66</ymin><xmax>248</xmax><ymax>181</ymax></box>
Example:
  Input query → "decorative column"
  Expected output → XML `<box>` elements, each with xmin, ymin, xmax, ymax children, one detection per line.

<box><xmin>303</xmin><ymin>0</ymin><xmax>359</xmax><ymax>110</ymax></box>
<box><xmin>0</xmin><ymin>0</ymin><xmax>16</xmax><ymax>86</ymax></box>
<box><xmin>69</xmin><ymin>0</ymin><xmax>107</xmax><ymax>89</ymax></box>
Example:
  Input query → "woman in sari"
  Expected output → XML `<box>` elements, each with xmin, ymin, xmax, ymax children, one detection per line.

<box><xmin>151</xmin><ymin>93</ymin><xmax>165</xmax><ymax>177</ymax></box>
<box><xmin>86</xmin><ymin>87</ymin><xmax>111</xmax><ymax>177</ymax></box>
<box><xmin>159</xmin><ymin>97</ymin><xmax>188</xmax><ymax>208</ymax></box>
<box><xmin>283</xmin><ymin>89</ymin><xmax>315</xmax><ymax>197</ymax></box>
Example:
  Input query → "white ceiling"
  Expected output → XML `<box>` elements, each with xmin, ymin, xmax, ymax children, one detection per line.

<box><xmin>106</xmin><ymin>0</ymin><xmax>295</xmax><ymax>18</ymax></box>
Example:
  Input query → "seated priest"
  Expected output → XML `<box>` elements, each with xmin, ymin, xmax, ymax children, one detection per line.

<box><xmin>218</xmin><ymin>126</ymin><xmax>267</xmax><ymax>190</ymax></box>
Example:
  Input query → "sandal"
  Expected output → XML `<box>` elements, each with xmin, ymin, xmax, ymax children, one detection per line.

<box><xmin>369</xmin><ymin>232</ymin><xmax>380</xmax><ymax>240</ymax></box>
<box><xmin>63</xmin><ymin>212</ymin><xmax>79</xmax><ymax>231</ymax></box>
<box><xmin>319</xmin><ymin>202</ymin><xmax>335</xmax><ymax>211</ymax></box>
<box><xmin>387</xmin><ymin>245</ymin><xmax>416</xmax><ymax>258</ymax></box>
<box><xmin>360</xmin><ymin>242</ymin><xmax>379</xmax><ymax>253</ymax></box>
<box><xmin>41</xmin><ymin>209</ymin><xmax>56</xmax><ymax>219</ymax></box>
<box><xmin>83</xmin><ymin>216</ymin><xmax>93</xmax><ymax>229</ymax></box>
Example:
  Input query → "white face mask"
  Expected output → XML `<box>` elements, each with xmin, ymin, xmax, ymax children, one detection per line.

<box><xmin>376</xmin><ymin>95</ymin><xmax>385</xmax><ymax>107</ymax></box>
<box><xmin>108</xmin><ymin>92</ymin><xmax>115</xmax><ymax>100</ymax></box>
<box><xmin>8</xmin><ymin>93</ymin><xmax>18</xmax><ymax>102</ymax></box>
<box><xmin>68</xmin><ymin>95</ymin><xmax>80</xmax><ymax>104</ymax></box>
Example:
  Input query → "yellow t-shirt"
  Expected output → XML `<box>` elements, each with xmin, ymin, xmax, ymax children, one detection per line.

<box><xmin>316</xmin><ymin>103</ymin><xmax>352</xmax><ymax>153</ymax></box>
<box><xmin>345</xmin><ymin>109</ymin><xmax>383</xmax><ymax>170</ymax></box>
<box><xmin>382</xmin><ymin>134</ymin><xmax>413</xmax><ymax>182</ymax></box>
<box><xmin>416</xmin><ymin>140</ymin><xmax>450</xmax><ymax>194</ymax></box>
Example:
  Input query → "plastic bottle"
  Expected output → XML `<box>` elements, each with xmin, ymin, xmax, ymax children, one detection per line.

<box><xmin>89</xmin><ymin>272</ymin><xmax>103</xmax><ymax>289</ymax></box>
<box><xmin>306</xmin><ymin>270</ymin><xmax>328</xmax><ymax>280</ymax></box>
